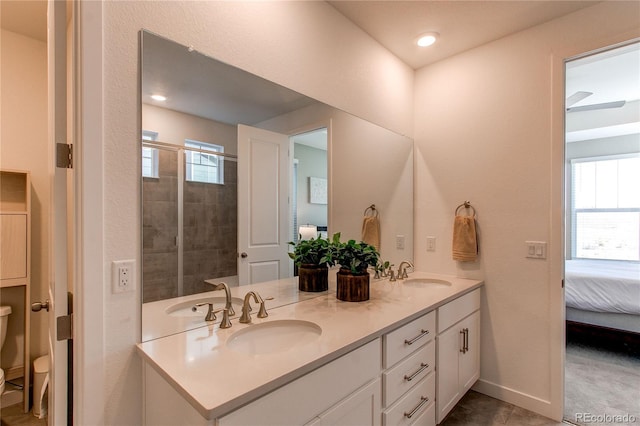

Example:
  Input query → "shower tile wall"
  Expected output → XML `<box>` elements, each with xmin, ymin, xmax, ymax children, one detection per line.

<box><xmin>143</xmin><ymin>150</ymin><xmax>179</xmax><ymax>303</ymax></box>
<box><xmin>143</xmin><ymin>151</ymin><xmax>237</xmax><ymax>303</ymax></box>
<box><xmin>183</xmin><ymin>160</ymin><xmax>237</xmax><ymax>296</ymax></box>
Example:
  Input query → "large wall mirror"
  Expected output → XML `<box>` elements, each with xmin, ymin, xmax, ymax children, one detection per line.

<box><xmin>141</xmin><ymin>30</ymin><xmax>414</xmax><ymax>341</ymax></box>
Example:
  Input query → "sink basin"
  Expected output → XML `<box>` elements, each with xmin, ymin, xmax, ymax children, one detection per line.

<box><xmin>227</xmin><ymin>320</ymin><xmax>322</xmax><ymax>355</ymax></box>
<box><xmin>402</xmin><ymin>278</ymin><xmax>451</xmax><ymax>287</ymax></box>
<box><xmin>165</xmin><ymin>297</ymin><xmax>243</xmax><ymax>318</ymax></box>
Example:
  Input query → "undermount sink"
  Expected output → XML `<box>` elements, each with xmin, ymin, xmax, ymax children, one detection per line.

<box><xmin>227</xmin><ymin>320</ymin><xmax>322</xmax><ymax>355</ymax></box>
<box><xmin>402</xmin><ymin>278</ymin><xmax>452</xmax><ymax>287</ymax></box>
<box><xmin>165</xmin><ymin>297</ymin><xmax>243</xmax><ymax>318</ymax></box>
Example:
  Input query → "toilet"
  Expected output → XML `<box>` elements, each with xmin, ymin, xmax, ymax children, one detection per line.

<box><xmin>0</xmin><ymin>305</ymin><xmax>12</xmax><ymax>394</ymax></box>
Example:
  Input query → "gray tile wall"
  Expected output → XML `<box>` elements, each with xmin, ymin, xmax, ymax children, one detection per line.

<box><xmin>142</xmin><ymin>151</ymin><xmax>237</xmax><ymax>303</ymax></box>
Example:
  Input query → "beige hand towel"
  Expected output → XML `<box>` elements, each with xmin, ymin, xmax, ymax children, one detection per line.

<box><xmin>362</xmin><ymin>216</ymin><xmax>380</xmax><ymax>250</ymax></box>
<box><xmin>452</xmin><ymin>215</ymin><xmax>478</xmax><ymax>262</ymax></box>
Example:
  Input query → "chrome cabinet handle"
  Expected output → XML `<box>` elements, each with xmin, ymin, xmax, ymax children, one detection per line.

<box><xmin>404</xmin><ymin>363</ymin><xmax>429</xmax><ymax>382</ymax></box>
<box><xmin>404</xmin><ymin>329</ymin><xmax>430</xmax><ymax>345</ymax></box>
<box><xmin>404</xmin><ymin>396</ymin><xmax>429</xmax><ymax>419</ymax></box>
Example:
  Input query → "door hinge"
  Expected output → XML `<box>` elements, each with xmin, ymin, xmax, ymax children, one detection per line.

<box><xmin>57</xmin><ymin>314</ymin><xmax>73</xmax><ymax>341</ymax></box>
<box><xmin>56</xmin><ymin>143</ymin><xmax>73</xmax><ymax>168</ymax></box>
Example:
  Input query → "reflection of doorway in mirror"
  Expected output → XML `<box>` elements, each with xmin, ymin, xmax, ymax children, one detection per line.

<box><xmin>292</xmin><ymin>128</ymin><xmax>328</xmax><ymax>244</ymax></box>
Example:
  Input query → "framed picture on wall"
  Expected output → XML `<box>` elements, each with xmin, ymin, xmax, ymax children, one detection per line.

<box><xmin>309</xmin><ymin>177</ymin><xmax>327</xmax><ymax>204</ymax></box>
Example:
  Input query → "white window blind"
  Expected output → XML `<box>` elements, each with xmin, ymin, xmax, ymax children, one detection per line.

<box><xmin>185</xmin><ymin>139</ymin><xmax>224</xmax><ymax>184</ymax></box>
<box><xmin>142</xmin><ymin>130</ymin><xmax>159</xmax><ymax>178</ymax></box>
<box><xmin>571</xmin><ymin>155</ymin><xmax>640</xmax><ymax>261</ymax></box>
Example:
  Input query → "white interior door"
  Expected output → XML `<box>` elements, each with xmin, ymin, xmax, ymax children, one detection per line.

<box><xmin>48</xmin><ymin>0</ymin><xmax>69</xmax><ymax>423</ymax></box>
<box><xmin>238</xmin><ymin>125</ymin><xmax>291</xmax><ymax>285</ymax></box>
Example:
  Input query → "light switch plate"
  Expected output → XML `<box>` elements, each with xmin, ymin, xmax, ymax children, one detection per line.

<box><xmin>426</xmin><ymin>236</ymin><xmax>436</xmax><ymax>252</ymax></box>
<box><xmin>396</xmin><ymin>235</ymin><xmax>405</xmax><ymax>250</ymax></box>
<box><xmin>525</xmin><ymin>241</ymin><xmax>547</xmax><ymax>259</ymax></box>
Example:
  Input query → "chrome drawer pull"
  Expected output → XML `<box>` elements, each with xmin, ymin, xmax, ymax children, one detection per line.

<box><xmin>404</xmin><ymin>329</ymin><xmax>430</xmax><ymax>345</ymax></box>
<box><xmin>404</xmin><ymin>363</ymin><xmax>429</xmax><ymax>382</ymax></box>
<box><xmin>404</xmin><ymin>396</ymin><xmax>429</xmax><ymax>419</ymax></box>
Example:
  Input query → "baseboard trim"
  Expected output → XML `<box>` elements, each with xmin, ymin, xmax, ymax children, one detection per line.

<box><xmin>472</xmin><ymin>379</ymin><xmax>558</xmax><ymax>421</ymax></box>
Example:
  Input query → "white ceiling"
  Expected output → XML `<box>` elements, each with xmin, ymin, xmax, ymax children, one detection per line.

<box><xmin>4</xmin><ymin>0</ymin><xmax>637</xmax><ymax>144</ymax></box>
<box><xmin>328</xmin><ymin>1</ymin><xmax>599</xmax><ymax>69</ymax></box>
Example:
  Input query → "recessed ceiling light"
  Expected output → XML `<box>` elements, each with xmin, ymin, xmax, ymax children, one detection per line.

<box><xmin>151</xmin><ymin>94</ymin><xmax>167</xmax><ymax>101</ymax></box>
<box><xmin>416</xmin><ymin>32</ymin><xmax>439</xmax><ymax>47</ymax></box>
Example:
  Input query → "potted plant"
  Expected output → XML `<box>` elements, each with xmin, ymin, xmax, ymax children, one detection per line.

<box><xmin>288</xmin><ymin>236</ymin><xmax>334</xmax><ymax>292</ymax></box>
<box><xmin>332</xmin><ymin>233</ymin><xmax>379</xmax><ymax>302</ymax></box>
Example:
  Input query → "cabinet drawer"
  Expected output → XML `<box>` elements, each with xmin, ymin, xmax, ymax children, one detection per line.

<box><xmin>384</xmin><ymin>311</ymin><xmax>435</xmax><ymax>368</ymax></box>
<box><xmin>383</xmin><ymin>341</ymin><xmax>434</xmax><ymax>407</ymax></box>
<box><xmin>437</xmin><ymin>289</ymin><xmax>480</xmax><ymax>333</ymax></box>
<box><xmin>383</xmin><ymin>372</ymin><xmax>435</xmax><ymax>426</ymax></box>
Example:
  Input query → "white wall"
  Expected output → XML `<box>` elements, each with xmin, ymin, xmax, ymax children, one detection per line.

<box><xmin>0</xmin><ymin>29</ymin><xmax>50</xmax><ymax>365</ymax></box>
<box><xmin>259</xmin><ymin>102</ymin><xmax>414</xmax><ymax>267</ymax></box>
<box><xmin>413</xmin><ymin>1</ymin><xmax>640</xmax><ymax>420</ymax></box>
<box><xmin>142</xmin><ymin>104</ymin><xmax>238</xmax><ymax>154</ymax></box>
<box><xmin>88</xmin><ymin>2</ymin><xmax>413</xmax><ymax>424</ymax></box>
<box><xmin>294</xmin><ymin>144</ymin><xmax>328</xmax><ymax>228</ymax></box>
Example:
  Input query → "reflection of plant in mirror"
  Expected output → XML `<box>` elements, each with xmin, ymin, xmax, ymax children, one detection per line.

<box><xmin>288</xmin><ymin>236</ymin><xmax>334</xmax><ymax>267</ymax></box>
<box><xmin>332</xmin><ymin>233</ymin><xmax>380</xmax><ymax>275</ymax></box>
<box><xmin>373</xmin><ymin>260</ymin><xmax>391</xmax><ymax>278</ymax></box>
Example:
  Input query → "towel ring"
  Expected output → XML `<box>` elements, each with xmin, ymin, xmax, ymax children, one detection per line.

<box><xmin>364</xmin><ymin>204</ymin><xmax>379</xmax><ymax>218</ymax></box>
<box><xmin>455</xmin><ymin>201</ymin><xmax>476</xmax><ymax>217</ymax></box>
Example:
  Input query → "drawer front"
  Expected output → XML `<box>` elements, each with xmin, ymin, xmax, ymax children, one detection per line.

<box><xmin>383</xmin><ymin>341</ymin><xmax>434</xmax><ymax>407</ymax></box>
<box><xmin>437</xmin><ymin>288</ymin><xmax>480</xmax><ymax>333</ymax></box>
<box><xmin>384</xmin><ymin>311</ymin><xmax>435</xmax><ymax>368</ymax></box>
<box><xmin>383</xmin><ymin>372</ymin><xmax>435</xmax><ymax>426</ymax></box>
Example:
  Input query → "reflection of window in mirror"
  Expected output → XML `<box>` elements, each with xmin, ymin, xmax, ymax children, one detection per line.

<box><xmin>185</xmin><ymin>139</ymin><xmax>224</xmax><ymax>184</ymax></box>
<box><xmin>142</xmin><ymin>130</ymin><xmax>159</xmax><ymax>178</ymax></box>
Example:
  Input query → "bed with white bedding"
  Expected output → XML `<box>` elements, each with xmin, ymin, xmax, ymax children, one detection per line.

<box><xmin>565</xmin><ymin>259</ymin><xmax>640</xmax><ymax>334</ymax></box>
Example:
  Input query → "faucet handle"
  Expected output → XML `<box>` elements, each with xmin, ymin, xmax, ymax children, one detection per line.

<box><xmin>257</xmin><ymin>296</ymin><xmax>274</xmax><ymax>319</ymax></box>
<box><xmin>212</xmin><ymin>308</ymin><xmax>232</xmax><ymax>329</ymax></box>
<box><xmin>193</xmin><ymin>303</ymin><xmax>216</xmax><ymax>322</ymax></box>
<box><xmin>389</xmin><ymin>270</ymin><xmax>396</xmax><ymax>282</ymax></box>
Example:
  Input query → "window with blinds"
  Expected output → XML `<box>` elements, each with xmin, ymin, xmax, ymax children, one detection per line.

<box><xmin>571</xmin><ymin>154</ymin><xmax>640</xmax><ymax>261</ymax></box>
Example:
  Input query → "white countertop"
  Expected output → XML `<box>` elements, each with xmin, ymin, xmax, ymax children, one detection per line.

<box><xmin>136</xmin><ymin>271</ymin><xmax>483</xmax><ymax>420</ymax></box>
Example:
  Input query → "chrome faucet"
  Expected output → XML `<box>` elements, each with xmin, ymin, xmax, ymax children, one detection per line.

<box><xmin>397</xmin><ymin>260</ymin><xmax>414</xmax><ymax>280</ymax></box>
<box><xmin>206</xmin><ymin>282</ymin><xmax>235</xmax><ymax>316</ymax></box>
<box><xmin>239</xmin><ymin>291</ymin><xmax>269</xmax><ymax>324</ymax></box>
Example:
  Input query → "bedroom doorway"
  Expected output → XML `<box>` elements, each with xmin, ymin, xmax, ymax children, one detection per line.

<box><xmin>563</xmin><ymin>41</ymin><xmax>640</xmax><ymax>425</ymax></box>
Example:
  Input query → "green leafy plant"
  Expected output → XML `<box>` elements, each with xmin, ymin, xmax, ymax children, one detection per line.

<box><xmin>332</xmin><ymin>232</ymin><xmax>380</xmax><ymax>275</ymax></box>
<box><xmin>288</xmin><ymin>236</ymin><xmax>334</xmax><ymax>266</ymax></box>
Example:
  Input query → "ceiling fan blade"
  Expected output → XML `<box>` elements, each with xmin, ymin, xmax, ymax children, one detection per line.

<box><xmin>566</xmin><ymin>91</ymin><xmax>593</xmax><ymax>107</ymax></box>
<box><xmin>566</xmin><ymin>100</ymin><xmax>626</xmax><ymax>113</ymax></box>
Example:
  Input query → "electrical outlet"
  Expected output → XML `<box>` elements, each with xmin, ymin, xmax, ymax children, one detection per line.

<box><xmin>426</xmin><ymin>236</ymin><xmax>436</xmax><ymax>252</ymax></box>
<box><xmin>112</xmin><ymin>260</ymin><xmax>135</xmax><ymax>293</ymax></box>
<box><xmin>396</xmin><ymin>235</ymin><xmax>405</xmax><ymax>250</ymax></box>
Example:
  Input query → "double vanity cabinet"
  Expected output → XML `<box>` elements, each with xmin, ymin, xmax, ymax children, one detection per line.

<box><xmin>139</xmin><ymin>274</ymin><xmax>482</xmax><ymax>426</ymax></box>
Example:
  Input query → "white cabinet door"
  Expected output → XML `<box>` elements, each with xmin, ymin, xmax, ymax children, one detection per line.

<box><xmin>458</xmin><ymin>311</ymin><xmax>480</xmax><ymax>393</ymax></box>
<box><xmin>436</xmin><ymin>310</ymin><xmax>480</xmax><ymax>424</ymax></box>
<box><xmin>317</xmin><ymin>379</ymin><xmax>381</xmax><ymax>426</ymax></box>
<box><xmin>436</xmin><ymin>324</ymin><xmax>461</xmax><ymax>422</ymax></box>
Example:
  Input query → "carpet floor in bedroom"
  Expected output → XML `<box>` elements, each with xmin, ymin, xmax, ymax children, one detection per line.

<box><xmin>564</xmin><ymin>335</ymin><xmax>640</xmax><ymax>426</ymax></box>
